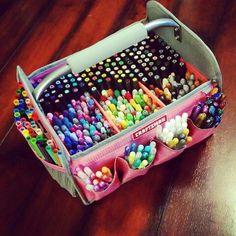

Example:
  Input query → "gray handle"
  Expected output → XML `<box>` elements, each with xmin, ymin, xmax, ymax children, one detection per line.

<box><xmin>33</xmin><ymin>18</ymin><xmax>180</xmax><ymax>101</ymax></box>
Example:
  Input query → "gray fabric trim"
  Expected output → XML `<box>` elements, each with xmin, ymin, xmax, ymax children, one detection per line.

<box><xmin>44</xmin><ymin>165</ymin><xmax>78</xmax><ymax>197</ymax></box>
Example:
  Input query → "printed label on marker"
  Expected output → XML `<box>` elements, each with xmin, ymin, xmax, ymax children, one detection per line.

<box><xmin>132</xmin><ymin>115</ymin><xmax>167</xmax><ymax>140</ymax></box>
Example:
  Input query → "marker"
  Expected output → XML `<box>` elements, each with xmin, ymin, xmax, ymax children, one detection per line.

<box><xmin>29</xmin><ymin>137</ymin><xmax>45</xmax><ymax>160</ymax></box>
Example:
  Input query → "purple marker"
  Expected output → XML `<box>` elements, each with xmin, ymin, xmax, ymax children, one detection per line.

<box><xmin>191</xmin><ymin>104</ymin><xmax>202</xmax><ymax>121</ymax></box>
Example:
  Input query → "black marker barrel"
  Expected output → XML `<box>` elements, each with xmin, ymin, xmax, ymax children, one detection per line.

<box><xmin>90</xmin><ymin>86</ymin><xmax>101</xmax><ymax>100</ymax></box>
<box><xmin>96</xmin><ymin>78</ymin><xmax>105</xmax><ymax>91</ymax></box>
<box><xmin>105</xmin><ymin>77</ymin><xmax>113</xmax><ymax>89</ymax></box>
<box><xmin>132</xmin><ymin>77</ymin><xmax>139</xmax><ymax>90</ymax></box>
<box><xmin>116</xmin><ymin>78</ymin><xmax>123</xmax><ymax>91</ymax></box>
<box><xmin>124</xmin><ymin>78</ymin><xmax>132</xmax><ymax>91</ymax></box>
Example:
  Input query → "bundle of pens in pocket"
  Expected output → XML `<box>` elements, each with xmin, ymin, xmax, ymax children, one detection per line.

<box><xmin>191</xmin><ymin>86</ymin><xmax>226</xmax><ymax>128</ymax></box>
<box><xmin>155</xmin><ymin>113</ymin><xmax>192</xmax><ymax>149</ymax></box>
<box><xmin>76</xmin><ymin>166</ymin><xmax>113</xmax><ymax>192</ymax></box>
<box><xmin>13</xmin><ymin>83</ymin><xmax>63</xmax><ymax>166</ymax></box>
<box><xmin>123</xmin><ymin>141</ymin><xmax>157</xmax><ymax>169</ymax></box>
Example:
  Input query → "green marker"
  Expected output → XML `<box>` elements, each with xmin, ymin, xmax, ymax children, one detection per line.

<box><xmin>36</xmin><ymin>135</ymin><xmax>44</xmax><ymax>141</ymax></box>
<box><xmin>122</xmin><ymin>99</ymin><xmax>128</xmax><ymax>105</ymax></box>
<box><xmin>111</xmin><ymin>98</ymin><xmax>117</xmax><ymax>106</ymax></box>
<box><xmin>114</xmin><ymin>90</ymin><xmax>120</xmax><ymax>98</ymax></box>
<box><xmin>128</xmin><ymin>120</ymin><xmax>134</xmax><ymax>126</ymax></box>
<box><xmin>148</xmin><ymin>154</ymin><xmax>155</xmax><ymax>163</ymax></box>
<box><xmin>126</xmin><ymin>113</ymin><xmax>134</xmax><ymax>122</ymax></box>
<box><xmin>72</xmin><ymin>82</ymin><xmax>78</xmax><ymax>87</ymax></box>
<box><xmin>28</xmin><ymin>137</ymin><xmax>45</xmax><ymax>160</ymax></box>
<box><xmin>132</xmin><ymin>159</ymin><xmax>142</xmax><ymax>169</ymax></box>
<box><xmin>16</xmin><ymin>89</ymin><xmax>22</xmax><ymax>95</ymax></box>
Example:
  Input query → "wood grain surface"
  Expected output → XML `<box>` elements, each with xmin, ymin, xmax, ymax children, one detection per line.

<box><xmin>0</xmin><ymin>1</ymin><xmax>235</xmax><ymax>235</ymax></box>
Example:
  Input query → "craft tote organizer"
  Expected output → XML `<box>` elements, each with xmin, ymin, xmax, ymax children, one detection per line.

<box><xmin>14</xmin><ymin>0</ymin><xmax>224</xmax><ymax>205</ymax></box>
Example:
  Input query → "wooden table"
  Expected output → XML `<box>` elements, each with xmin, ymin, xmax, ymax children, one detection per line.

<box><xmin>1</xmin><ymin>0</ymin><xmax>235</xmax><ymax>235</ymax></box>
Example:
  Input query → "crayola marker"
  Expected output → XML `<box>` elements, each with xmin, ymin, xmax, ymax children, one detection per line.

<box><xmin>53</xmin><ymin>149</ymin><xmax>62</xmax><ymax>167</ymax></box>
<box><xmin>28</xmin><ymin>137</ymin><xmax>45</xmax><ymax>160</ymax></box>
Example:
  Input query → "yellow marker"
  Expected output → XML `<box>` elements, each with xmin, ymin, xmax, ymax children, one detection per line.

<box><xmin>22</xmin><ymin>91</ymin><xmax>28</xmax><ymax>97</ymax></box>
<box><xmin>84</xmin><ymin>77</ymin><xmax>90</xmax><ymax>83</ymax></box>
<box><xmin>102</xmin><ymin>166</ymin><xmax>111</xmax><ymax>176</ymax></box>
<box><xmin>183</xmin><ymin>128</ymin><xmax>190</xmax><ymax>136</ymax></box>
<box><xmin>53</xmin><ymin>150</ymin><xmax>62</xmax><ymax>167</ymax></box>
<box><xmin>142</xmin><ymin>94</ymin><xmax>149</xmax><ymax>103</ymax></box>
<box><xmin>211</xmin><ymin>87</ymin><xmax>219</xmax><ymax>95</ymax></box>
<box><xmin>102</xmin><ymin>90</ymin><xmax>108</xmax><ymax>97</ymax></box>
<box><xmin>130</xmin><ymin>99</ymin><xmax>137</xmax><ymax>108</ymax></box>
<box><xmin>128</xmin><ymin>152</ymin><xmax>135</xmax><ymax>165</ymax></box>
<box><xmin>138</xmin><ymin>160</ymin><xmax>149</xmax><ymax>169</ymax></box>
<box><xmin>195</xmin><ymin>113</ymin><xmax>207</xmax><ymax>127</ymax></box>
<box><xmin>108</xmin><ymin>104</ymin><xmax>117</xmax><ymax>113</ymax></box>
<box><xmin>164</xmin><ymin>88</ymin><xmax>172</xmax><ymax>101</ymax></box>
<box><xmin>146</xmin><ymin>97</ymin><xmax>152</xmax><ymax>107</ymax></box>
<box><xmin>121</xmin><ymin>120</ymin><xmax>128</xmax><ymax>129</ymax></box>
<box><xmin>130</xmin><ymin>99</ymin><xmax>142</xmax><ymax>112</ymax></box>
<box><xmin>13</xmin><ymin>99</ymin><xmax>19</xmax><ymax>106</ymax></box>
<box><xmin>22</xmin><ymin>129</ymin><xmax>30</xmax><ymax>138</ymax></box>
<box><xmin>167</xmin><ymin>138</ymin><xmax>179</xmax><ymax>149</ymax></box>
